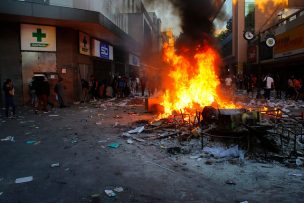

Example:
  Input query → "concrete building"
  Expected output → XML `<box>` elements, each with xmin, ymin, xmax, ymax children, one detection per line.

<box><xmin>0</xmin><ymin>0</ymin><xmax>162</xmax><ymax>107</ymax></box>
<box><xmin>214</xmin><ymin>0</ymin><xmax>304</xmax><ymax>76</ymax></box>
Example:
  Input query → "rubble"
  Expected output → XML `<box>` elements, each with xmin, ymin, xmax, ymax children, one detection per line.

<box><xmin>50</xmin><ymin>163</ymin><xmax>60</xmax><ymax>168</ymax></box>
<box><xmin>104</xmin><ymin>190</ymin><xmax>116</xmax><ymax>197</ymax></box>
<box><xmin>1</xmin><ymin>136</ymin><xmax>15</xmax><ymax>142</ymax></box>
<box><xmin>108</xmin><ymin>143</ymin><xmax>120</xmax><ymax>149</ymax></box>
<box><xmin>15</xmin><ymin>176</ymin><xmax>33</xmax><ymax>184</ymax></box>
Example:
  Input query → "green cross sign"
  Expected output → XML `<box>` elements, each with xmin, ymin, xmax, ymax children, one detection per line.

<box><xmin>32</xmin><ymin>28</ymin><xmax>46</xmax><ymax>42</ymax></box>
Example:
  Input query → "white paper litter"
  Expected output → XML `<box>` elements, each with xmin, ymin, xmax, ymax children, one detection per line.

<box><xmin>122</xmin><ymin>132</ymin><xmax>132</xmax><ymax>138</ymax></box>
<box><xmin>288</xmin><ymin>173</ymin><xmax>303</xmax><ymax>177</ymax></box>
<box><xmin>104</xmin><ymin>190</ymin><xmax>116</xmax><ymax>197</ymax></box>
<box><xmin>203</xmin><ymin>145</ymin><xmax>245</xmax><ymax>158</ymax></box>
<box><xmin>113</xmin><ymin>187</ymin><xmax>124</xmax><ymax>193</ymax></box>
<box><xmin>127</xmin><ymin>139</ymin><xmax>134</xmax><ymax>144</ymax></box>
<box><xmin>15</xmin><ymin>176</ymin><xmax>33</xmax><ymax>184</ymax></box>
<box><xmin>128</xmin><ymin>126</ymin><xmax>145</xmax><ymax>134</ymax></box>
<box><xmin>1</xmin><ymin>136</ymin><xmax>14</xmax><ymax>142</ymax></box>
<box><xmin>51</xmin><ymin>163</ymin><xmax>60</xmax><ymax>168</ymax></box>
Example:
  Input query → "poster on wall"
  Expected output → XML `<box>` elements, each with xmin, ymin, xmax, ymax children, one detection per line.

<box><xmin>91</xmin><ymin>39</ymin><xmax>113</xmax><ymax>60</ymax></box>
<box><xmin>21</xmin><ymin>24</ymin><xmax>56</xmax><ymax>51</ymax></box>
<box><xmin>79</xmin><ymin>32</ymin><xmax>90</xmax><ymax>56</ymax></box>
<box><xmin>129</xmin><ymin>54</ymin><xmax>140</xmax><ymax>67</ymax></box>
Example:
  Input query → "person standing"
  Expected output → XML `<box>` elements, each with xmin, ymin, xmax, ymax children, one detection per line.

<box><xmin>29</xmin><ymin>77</ymin><xmax>37</xmax><ymax>107</ymax></box>
<box><xmin>2</xmin><ymin>79</ymin><xmax>16</xmax><ymax>118</ymax></box>
<box><xmin>81</xmin><ymin>79</ymin><xmax>89</xmax><ymax>103</ymax></box>
<box><xmin>89</xmin><ymin>75</ymin><xmax>98</xmax><ymax>101</ymax></box>
<box><xmin>35</xmin><ymin>77</ymin><xmax>50</xmax><ymax>112</ymax></box>
<box><xmin>263</xmin><ymin>74</ymin><xmax>274</xmax><ymax>100</ymax></box>
<box><xmin>54</xmin><ymin>78</ymin><xmax>66</xmax><ymax>108</ymax></box>
<box><xmin>225</xmin><ymin>75</ymin><xmax>233</xmax><ymax>94</ymax></box>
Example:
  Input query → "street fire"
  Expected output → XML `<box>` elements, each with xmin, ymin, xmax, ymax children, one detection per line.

<box><xmin>159</xmin><ymin>38</ymin><xmax>236</xmax><ymax>118</ymax></box>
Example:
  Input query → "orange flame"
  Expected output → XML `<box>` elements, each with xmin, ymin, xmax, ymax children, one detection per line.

<box><xmin>159</xmin><ymin>36</ymin><xmax>236</xmax><ymax>118</ymax></box>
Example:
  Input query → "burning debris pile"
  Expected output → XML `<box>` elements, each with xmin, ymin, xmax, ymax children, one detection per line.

<box><xmin>134</xmin><ymin>1</ymin><xmax>304</xmax><ymax>166</ymax></box>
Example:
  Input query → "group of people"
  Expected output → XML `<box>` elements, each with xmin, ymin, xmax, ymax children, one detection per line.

<box><xmin>2</xmin><ymin>76</ymin><xmax>68</xmax><ymax>118</ymax></box>
<box><xmin>224</xmin><ymin>73</ymin><xmax>304</xmax><ymax>101</ymax></box>
<box><xmin>30</xmin><ymin>76</ymin><xmax>67</xmax><ymax>112</ymax></box>
<box><xmin>80</xmin><ymin>75</ymin><xmax>146</xmax><ymax>102</ymax></box>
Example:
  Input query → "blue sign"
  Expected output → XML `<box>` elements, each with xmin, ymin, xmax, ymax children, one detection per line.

<box><xmin>100</xmin><ymin>43</ymin><xmax>109</xmax><ymax>59</ymax></box>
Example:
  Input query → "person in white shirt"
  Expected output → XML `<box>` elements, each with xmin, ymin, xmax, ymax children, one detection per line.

<box><xmin>263</xmin><ymin>74</ymin><xmax>274</xmax><ymax>100</ymax></box>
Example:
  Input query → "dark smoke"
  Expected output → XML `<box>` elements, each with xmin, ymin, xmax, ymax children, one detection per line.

<box><xmin>169</xmin><ymin>0</ymin><xmax>216</xmax><ymax>48</ymax></box>
<box><xmin>144</xmin><ymin>0</ymin><xmax>219</xmax><ymax>52</ymax></box>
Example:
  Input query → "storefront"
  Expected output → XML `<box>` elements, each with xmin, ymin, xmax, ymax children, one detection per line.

<box><xmin>20</xmin><ymin>24</ymin><xmax>58</xmax><ymax>105</ymax></box>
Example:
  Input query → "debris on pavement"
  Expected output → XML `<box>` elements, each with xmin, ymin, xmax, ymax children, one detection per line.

<box><xmin>26</xmin><ymin>140</ymin><xmax>37</xmax><ymax>144</ymax></box>
<box><xmin>128</xmin><ymin>126</ymin><xmax>145</xmax><ymax>134</ymax></box>
<box><xmin>104</xmin><ymin>190</ymin><xmax>116</xmax><ymax>197</ymax></box>
<box><xmin>0</xmin><ymin>192</ymin><xmax>3</xmax><ymax>196</ymax></box>
<box><xmin>15</xmin><ymin>176</ymin><xmax>33</xmax><ymax>184</ymax></box>
<box><xmin>288</xmin><ymin>173</ymin><xmax>303</xmax><ymax>177</ymax></box>
<box><xmin>49</xmin><ymin>115</ymin><xmax>59</xmax><ymax>117</ymax></box>
<box><xmin>51</xmin><ymin>163</ymin><xmax>60</xmax><ymax>168</ymax></box>
<box><xmin>113</xmin><ymin>187</ymin><xmax>124</xmax><ymax>193</ymax></box>
<box><xmin>225</xmin><ymin>180</ymin><xmax>237</xmax><ymax>185</ymax></box>
<box><xmin>127</xmin><ymin>139</ymin><xmax>134</xmax><ymax>144</ymax></box>
<box><xmin>108</xmin><ymin>143</ymin><xmax>120</xmax><ymax>149</ymax></box>
<box><xmin>1</xmin><ymin>136</ymin><xmax>15</xmax><ymax>142</ymax></box>
<box><xmin>122</xmin><ymin>132</ymin><xmax>132</xmax><ymax>138</ymax></box>
<box><xmin>203</xmin><ymin>145</ymin><xmax>245</xmax><ymax>158</ymax></box>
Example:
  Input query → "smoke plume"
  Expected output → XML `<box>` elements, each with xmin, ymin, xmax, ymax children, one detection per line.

<box><xmin>144</xmin><ymin>0</ymin><xmax>220</xmax><ymax>51</ymax></box>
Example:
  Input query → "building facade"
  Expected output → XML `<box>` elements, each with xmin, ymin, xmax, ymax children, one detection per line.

<box><xmin>214</xmin><ymin>0</ymin><xmax>304</xmax><ymax>76</ymax></box>
<box><xmin>0</xmin><ymin>0</ymin><xmax>162</xmax><ymax>106</ymax></box>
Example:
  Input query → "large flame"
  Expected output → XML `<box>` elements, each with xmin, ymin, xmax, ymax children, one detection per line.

<box><xmin>159</xmin><ymin>36</ymin><xmax>236</xmax><ymax>118</ymax></box>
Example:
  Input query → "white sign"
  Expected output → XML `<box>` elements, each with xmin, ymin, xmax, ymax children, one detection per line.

<box><xmin>21</xmin><ymin>24</ymin><xmax>56</xmax><ymax>51</ymax></box>
<box><xmin>91</xmin><ymin>39</ymin><xmax>113</xmax><ymax>60</ymax></box>
<box><xmin>79</xmin><ymin>32</ymin><xmax>90</xmax><ymax>55</ymax></box>
<box><xmin>129</xmin><ymin>54</ymin><xmax>140</xmax><ymax>67</ymax></box>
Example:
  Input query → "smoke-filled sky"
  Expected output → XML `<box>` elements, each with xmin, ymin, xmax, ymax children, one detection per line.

<box><xmin>143</xmin><ymin>0</ymin><xmax>227</xmax><ymax>37</ymax></box>
<box><xmin>143</xmin><ymin>0</ymin><xmax>221</xmax><ymax>49</ymax></box>
<box><xmin>142</xmin><ymin>0</ymin><xmax>182</xmax><ymax>35</ymax></box>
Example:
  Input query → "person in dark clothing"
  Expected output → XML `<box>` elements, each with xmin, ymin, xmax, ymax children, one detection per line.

<box><xmin>54</xmin><ymin>78</ymin><xmax>66</xmax><ymax>108</ymax></box>
<box><xmin>81</xmin><ymin>79</ymin><xmax>89</xmax><ymax>103</ymax></box>
<box><xmin>89</xmin><ymin>75</ymin><xmax>98</xmax><ymax>101</ymax></box>
<box><xmin>35</xmin><ymin>77</ymin><xmax>50</xmax><ymax>112</ymax></box>
<box><xmin>2</xmin><ymin>79</ymin><xmax>16</xmax><ymax>117</ymax></box>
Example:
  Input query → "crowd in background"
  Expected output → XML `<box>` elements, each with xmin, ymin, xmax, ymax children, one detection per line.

<box><xmin>222</xmin><ymin>73</ymin><xmax>304</xmax><ymax>101</ymax></box>
<box><xmin>80</xmin><ymin>74</ymin><xmax>155</xmax><ymax>103</ymax></box>
<box><xmin>5</xmin><ymin>71</ymin><xmax>304</xmax><ymax>118</ymax></box>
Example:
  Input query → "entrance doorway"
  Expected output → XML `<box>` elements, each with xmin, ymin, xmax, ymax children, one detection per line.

<box><xmin>21</xmin><ymin>52</ymin><xmax>56</xmax><ymax>104</ymax></box>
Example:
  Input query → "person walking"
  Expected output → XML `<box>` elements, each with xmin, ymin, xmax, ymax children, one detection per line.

<box><xmin>263</xmin><ymin>74</ymin><xmax>274</xmax><ymax>100</ymax></box>
<box><xmin>2</xmin><ymin>79</ymin><xmax>16</xmax><ymax>118</ymax></box>
<box><xmin>54</xmin><ymin>78</ymin><xmax>66</xmax><ymax>108</ymax></box>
